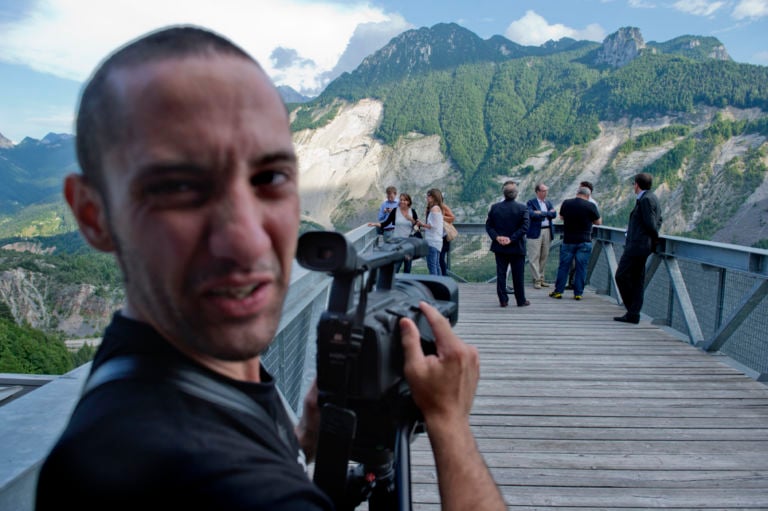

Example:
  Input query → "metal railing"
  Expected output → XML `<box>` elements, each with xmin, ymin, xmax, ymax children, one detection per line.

<box><xmin>438</xmin><ymin>223</ymin><xmax>768</xmax><ymax>380</ymax></box>
<box><xmin>0</xmin><ymin>225</ymin><xmax>377</xmax><ymax>511</ymax></box>
<box><xmin>2</xmin><ymin>223</ymin><xmax>766</xmax><ymax>510</ymax></box>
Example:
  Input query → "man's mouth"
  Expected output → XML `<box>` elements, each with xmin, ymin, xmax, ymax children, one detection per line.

<box><xmin>209</xmin><ymin>284</ymin><xmax>260</xmax><ymax>300</ymax></box>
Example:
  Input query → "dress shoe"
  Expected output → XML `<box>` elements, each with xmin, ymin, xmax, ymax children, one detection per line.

<box><xmin>613</xmin><ymin>314</ymin><xmax>639</xmax><ymax>324</ymax></box>
<box><xmin>500</xmin><ymin>302</ymin><xmax>509</xmax><ymax>308</ymax></box>
<box><xmin>518</xmin><ymin>300</ymin><xmax>531</xmax><ymax>307</ymax></box>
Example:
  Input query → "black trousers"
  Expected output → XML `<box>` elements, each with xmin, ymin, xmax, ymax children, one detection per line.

<box><xmin>615</xmin><ymin>252</ymin><xmax>650</xmax><ymax>319</ymax></box>
<box><xmin>495</xmin><ymin>252</ymin><xmax>526</xmax><ymax>306</ymax></box>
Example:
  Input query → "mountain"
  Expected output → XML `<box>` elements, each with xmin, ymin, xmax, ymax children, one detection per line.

<box><xmin>1</xmin><ymin>23</ymin><xmax>767</xmax><ymax>339</ymax></box>
<box><xmin>290</xmin><ymin>24</ymin><xmax>768</xmax><ymax>248</ymax></box>
<box><xmin>278</xmin><ymin>85</ymin><xmax>313</xmax><ymax>104</ymax></box>
<box><xmin>0</xmin><ymin>132</ymin><xmax>13</xmax><ymax>149</ymax></box>
<box><xmin>0</xmin><ymin>132</ymin><xmax>78</xmax><ymax>236</ymax></box>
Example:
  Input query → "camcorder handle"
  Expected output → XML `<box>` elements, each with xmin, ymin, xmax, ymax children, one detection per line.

<box><xmin>313</xmin><ymin>403</ymin><xmax>357</xmax><ymax>506</ymax></box>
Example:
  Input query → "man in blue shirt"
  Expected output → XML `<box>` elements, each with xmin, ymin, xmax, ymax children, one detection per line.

<box><xmin>377</xmin><ymin>186</ymin><xmax>399</xmax><ymax>241</ymax></box>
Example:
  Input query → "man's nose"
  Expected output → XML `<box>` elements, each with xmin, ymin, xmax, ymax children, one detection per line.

<box><xmin>208</xmin><ymin>185</ymin><xmax>269</xmax><ymax>265</ymax></box>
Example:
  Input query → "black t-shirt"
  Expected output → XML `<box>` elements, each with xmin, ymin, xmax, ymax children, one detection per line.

<box><xmin>36</xmin><ymin>313</ymin><xmax>333</xmax><ymax>511</ymax></box>
<box><xmin>559</xmin><ymin>198</ymin><xmax>600</xmax><ymax>244</ymax></box>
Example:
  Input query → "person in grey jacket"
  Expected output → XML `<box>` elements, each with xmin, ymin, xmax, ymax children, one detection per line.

<box><xmin>486</xmin><ymin>181</ymin><xmax>530</xmax><ymax>307</ymax></box>
<box><xmin>614</xmin><ymin>172</ymin><xmax>663</xmax><ymax>324</ymax></box>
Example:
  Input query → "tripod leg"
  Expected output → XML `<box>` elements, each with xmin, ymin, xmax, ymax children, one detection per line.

<box><xmin>368</xmin><ymin>423</ymin><xmax>413</xmax><ymax>511</ymax></box>
<box><xmin>394</xmin><ymin>423</ymin><xmax>413</xmax><ymax>511</ymax></box>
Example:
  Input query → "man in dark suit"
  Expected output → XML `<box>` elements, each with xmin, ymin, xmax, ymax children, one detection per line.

<box><xmin>526</xmin><ymin>183</ymin><xmax>557</xmax><ymax>288</ymax></box>
<box><xmin>614</xmin><ymin>172</ymin><xmax>663</xmax><ymax>324</ymax></box>
<box><xmin>486</xmin><ymin>180</ymin><xmax>530</xmax><ymax>307</ymax></box>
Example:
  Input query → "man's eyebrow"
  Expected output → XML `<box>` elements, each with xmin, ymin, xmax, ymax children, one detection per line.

<box><xmin>253</xmin><ymin>150</ymin><xmax>297</xmax><ymax>167</ymax></box>
<box><xmin>132</xmin><ymin>162</ymin><xmax>206</xmax><ymax>181</ymax></box>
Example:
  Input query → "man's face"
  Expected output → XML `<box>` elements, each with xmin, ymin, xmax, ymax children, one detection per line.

<box><xmin>95</xmin><ymin>55</ymin><xmax>299</xmax><ymax>362</ymax></box>
<box><xmin>386</xmin><ymin>190</ymin><xmax>396</xmax><ymax>201</ymax></box>
<box><xmin>536</xmin><ymin>186</ymin><xmax>548</xmax><ymax>200</ymax></box>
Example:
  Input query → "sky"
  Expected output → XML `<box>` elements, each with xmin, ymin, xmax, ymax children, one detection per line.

<box><xmin>1</xmin><ymin>0</ymin><xmax>766</xmax><ymax>143</ymax></box>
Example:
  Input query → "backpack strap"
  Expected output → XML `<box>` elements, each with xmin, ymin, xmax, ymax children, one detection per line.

<box><xmin>82</xmin><ymin>355</ymin><xmax>295</xmax><ymax>459</ymax></box>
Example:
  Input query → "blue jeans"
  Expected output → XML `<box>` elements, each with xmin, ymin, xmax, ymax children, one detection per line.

<box><xmin>427</xmin><ymin>246</ymin><xmax>441</xmax><ymax>275</ymax></box>
<box><xmin>554</xmin><ymin>242</ymin><xmax>592</xmax><ymax>295</ymax></box>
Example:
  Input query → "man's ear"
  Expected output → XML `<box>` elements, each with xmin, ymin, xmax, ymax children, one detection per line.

<box><xmin>64</xmin><ymin>174</ymin><xmax>116</xmax><ymax>252</ymax></box>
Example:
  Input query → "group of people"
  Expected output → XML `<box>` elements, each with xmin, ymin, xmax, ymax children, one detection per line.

<box><xmin>486</xmin><ymin>175</ymin><xmax>662</xmax><ymax>320</ymax></box>
<box><xmin>369</xmin><ymin>185</ymin><xmax>455</xmax><ymax>276</ymax></box>
<box><xmin>36</xmin><ymin>25</ymin><xmax>506</xmax><ymax>511</ymax></box>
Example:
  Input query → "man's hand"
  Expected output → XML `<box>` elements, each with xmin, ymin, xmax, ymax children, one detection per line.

<box><xmin>399</xmin><ymin>302</ymin><xmax>479</xmax><ymax>426</ymax></box>
<box><xmin>399</xmin><ymin>302</ymin><xmax>505</xmax><ymax>511</ymax></box>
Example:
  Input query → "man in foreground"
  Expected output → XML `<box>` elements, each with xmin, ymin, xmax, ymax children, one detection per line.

<box><xmin>35</xmin><ymin>26</ymin><xmax>505</xmax><ymax>511</ymax></box>
<box><xmin>486</xmin><ymin>180</ymin><xmax>530</xmax><ymax>307</ymax></box>
<box><xmin>614</xmin><ymin>172</ymin><xmax>663</xmax><ymax>324</ymax></box>
<box><xmin>549</xmin><ymin>186</ymin><xmax>601</xmax><ymax>300</ymax></box>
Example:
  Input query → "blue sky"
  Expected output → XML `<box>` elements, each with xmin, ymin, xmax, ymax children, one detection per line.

<box><xmin>1</xmin><ymin>0</ymin><xmax>766</xmax><ymax>143</ymax></box>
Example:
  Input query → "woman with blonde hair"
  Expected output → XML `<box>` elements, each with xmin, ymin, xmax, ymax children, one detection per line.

<box><xmin>417</xmin><ymin>188</ymin><xmax>445</xmax><ymax>275</ymax></box>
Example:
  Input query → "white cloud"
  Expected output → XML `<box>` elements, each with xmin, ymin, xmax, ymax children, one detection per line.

<box><xmin>628</xmin><ymin>0</ymin><xmax>656</xmax><ymax>7</ymax></box>
<box><xmin>672</xmin><ymin>0</ymin><xmax>726</xmax><ymax>16</ymax></box>
<box><xmin>0</xmin><ymin>0</ymin><xmax>398</xmax><ymax>95</ymax></box>
<box><xmin>504</xmin><ymin>10</ymin><xmax>605</xmax><ymax>46</ymax></box>
<box><xmin>732</xmin><ymin>0</ymin><xmax>768</xmax><ymax>19</ymax></box>
<box><xmin>317</xmin><ymin>14</ymin><xmax>412</xmax><ymax>88</ymax></box>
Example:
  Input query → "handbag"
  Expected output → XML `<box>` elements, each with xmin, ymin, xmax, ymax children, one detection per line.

<box><xmin>410</xmin><ymin>225</ymin><xmax>423</xmax><ymax>239</ymax></box>
<box><xmin>444</xmin><ymin>222</ymin><xmax>458</xmax><ymax>242</ymax></box>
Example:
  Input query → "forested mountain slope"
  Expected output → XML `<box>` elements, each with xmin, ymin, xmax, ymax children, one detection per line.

<box><xmin>291</xmin><ymin>24</ymin><xmax>768</xmax><ymax>247</ymax></box>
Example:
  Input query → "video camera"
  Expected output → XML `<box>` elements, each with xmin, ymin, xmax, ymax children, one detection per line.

<box><xmin>296</xmin><ymin>231</ymin><xmax>458</xmax><ymax>511</ymax></box>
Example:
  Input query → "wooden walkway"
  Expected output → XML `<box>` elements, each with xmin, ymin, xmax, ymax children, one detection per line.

<box><xmin>408</xmin><ymin>283</ymin><xmax>768</xmax><ymax>510</ymax></box>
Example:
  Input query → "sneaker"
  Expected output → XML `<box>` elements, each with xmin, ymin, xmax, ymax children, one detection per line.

<box><xmin>533</xmin><ymin>282</ymin><xmax>541</xmax><ymax>289</ymax></box>
<box><xmin>574</xmin><ymin>295</ymin><xmax>583</xmax><ymax>300</ymax></box>
<box><xmin>539</xmin><ymin>281</ymin><xmax>550</xmax><ymax>287</ymax></box>
<box><xmin>549</xmin><ymin>291</ymin><xmax>562</xmax><ymax>299</ymax></box>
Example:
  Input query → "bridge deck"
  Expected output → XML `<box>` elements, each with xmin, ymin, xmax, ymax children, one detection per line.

<box><xmin>408</xmin><ymin>283</ymin><xmax>768</xmax><ymax>510</ymax></box>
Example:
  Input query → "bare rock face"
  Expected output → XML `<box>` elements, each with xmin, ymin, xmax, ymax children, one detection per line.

<box><xmin>0</xmin><ymin>268</ymin><xmax>123</xmax><ymax>337</ymax></box>
<box><xmin>595</xmin><ymin>27</ymin><xmax>645</xmax><ymax>68</ymax></box>
<box><xmin>294</xmin><ymin>99</ymin><xmax>456</xmax><ymax>230</ymax></box>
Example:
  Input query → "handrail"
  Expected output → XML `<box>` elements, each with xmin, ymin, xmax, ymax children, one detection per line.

<box><xmin>445</xmin><ymin>223</ymin><xmax>768</xmax><ymax>381</ymax></box>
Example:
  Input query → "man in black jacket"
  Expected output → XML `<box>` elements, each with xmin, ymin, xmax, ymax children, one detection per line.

<box><xmin>486</xmin><ymin>180</ymin><xmax>530</xmax><ymax>307</ymax></box>
<box><xmin>36</xmin><ymin>25</ymin><xmax>506</xmax><ymax>511</ymax></box>
<box><xmin>614</xmin><ymin>172</ymin><xmax>663</xmax><ymax>324</ymax></box>
<box><xmin>549</xmin><ymin>187</ymin><xmax>601</xmax><ymax>300</ymax></box>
